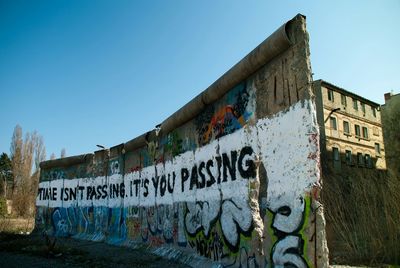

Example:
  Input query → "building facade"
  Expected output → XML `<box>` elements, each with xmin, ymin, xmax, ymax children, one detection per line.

<box><xmin>314</xmin><ymin>80</ymin><xmax>386</xmax><ymax>171</ymax></box>
<box><xmin>381</xmin><ymin>92</ymin><xmax>400</xmax><ymax>175</ymax></box>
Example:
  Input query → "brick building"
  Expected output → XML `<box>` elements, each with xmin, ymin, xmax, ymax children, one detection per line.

<box><xmin>314</xmin><ymin>80</ymin><xmax>386</xmax><ymax>171</ymax></box>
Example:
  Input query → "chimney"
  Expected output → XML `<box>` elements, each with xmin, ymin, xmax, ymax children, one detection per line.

<box><xmin>384</xmin><ymin>92</ymin><xmax>392</xmax><ymax>103</ymax></box>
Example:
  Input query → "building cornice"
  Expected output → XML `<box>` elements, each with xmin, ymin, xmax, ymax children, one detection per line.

<box><xmin>315</xmin><ymin>79</ymin><xmax>381</xmax><ymax>107</ymax></box>
<box><xmin>325</xmin><ymin>136</ymin><xmax>384</xmax><ymax>151</ymax></box>
<box><xmin>323</xmin><ymin>105</ymin><xmax>382</xmax><ymax>127</ymax></box>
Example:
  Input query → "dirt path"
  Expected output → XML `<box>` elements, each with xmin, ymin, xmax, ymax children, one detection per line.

<box><xmin>0</xmin><ymin>233</ymin><xmax>190</xmax><ymax>267</ymax></box>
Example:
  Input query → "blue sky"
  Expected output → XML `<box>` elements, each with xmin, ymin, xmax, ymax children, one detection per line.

<box><xmin>0</xmin><ymin>0</ymin><xmax>399</xmax><ymax>159</ymax></box>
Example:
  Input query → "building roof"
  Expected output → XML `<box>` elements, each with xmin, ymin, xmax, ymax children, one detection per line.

<box><xmin>314</xmin><ymin>79</ymin><xmax>380</xmax><ymax>107</ymax></box>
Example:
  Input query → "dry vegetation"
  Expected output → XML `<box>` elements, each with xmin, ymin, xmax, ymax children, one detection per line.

<box><xmin>0</xmin><ymin>217</ymin><xmax>34</xmax><ymax>234</ymax></box>
<box><xmin>10</xmin><ymin>125</ymin><xmax>45</xmax><ymax>217</ymax></box>
<box><xmin>322</xmin><ymin>168</ymin><xmax>400</xmax><ymax>265</ymax></box>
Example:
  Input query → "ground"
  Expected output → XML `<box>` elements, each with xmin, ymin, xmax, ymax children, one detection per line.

<box><xmin>0</xmin><ymin>232</ymin><xmax>190</xmax><ymax>268</ymax></box>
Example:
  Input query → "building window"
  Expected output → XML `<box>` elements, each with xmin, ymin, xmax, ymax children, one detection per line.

<box><xmin>372</xmin><ymin>106</ymin><xmax>376</xmax><ymax>117</ymax></box>
<box><xmin>373</xmin><ymin>127</ymin><xmax>379</xmax><ymax>136</ymax></box>
<box><xmin>357</xmin><ymin>152</ymin><xmax>364</xmax><ymax>166</ymax></box>
<box><xmin>364</xmin><ymin>154</ymin><xmax>372</xmax><ymax>168</ymax></box>
<box><xmin>361</xmin><ymin>103</ymin><xmax>366</xmax><ymax>115</ymax></box>
<box><xmin>362</xmin><ymin>127</ymin><xmax>369</xmax><ymax>139</ymax></box>
<box><xmin>333</xmin><ymin>147</ymin><xmax>340</xmax><ymax>161</ymax></box>
<box><xmin>330</xmin><ymin>116</ymin><xmax>337</xmax><ymax>130</ymax></box>
<box><xmin>355</xmin><ymin>124</ymin><xmax>361</xmax><ymax>137</ymax></box>
<box><xmin>345</xmin><ymin>150</ymin><xmax>352</xmax><ymax>165</ymax></box>
<box><xmin>341</xmin><ymin>94</ymin><xmax>347</xmax><ymax>106</ymax></box>
<box><xmin>375</xmin><ymin>143</ymin><xmax>381</xmax><ymax>155</ymax></box>
<box><xmin>353</xmin><ymin>98</ymin><xmax>358</xmax><ymax>110</ymax></box>
<box><xmin>343</xmin><ymin>121</ymin><xmax>350</xmax><ymax>135</ymax></box>
<box><xmin>328</xmin><ymin>89</ymin><xmax>334</xmax><ymax>101</ymax></box>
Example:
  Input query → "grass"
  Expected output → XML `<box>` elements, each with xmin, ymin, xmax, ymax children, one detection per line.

<box><xmin>322</xmin><ymin>167</ymin><xmax>400</xmax><ymax>265</ymax></box>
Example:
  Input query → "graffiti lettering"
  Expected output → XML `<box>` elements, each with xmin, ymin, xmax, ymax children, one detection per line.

<box><xmin>188</xmin><ymin>230</ymin><xmax>227</xmax><ymax>261</ymax></box>
<box><xmin>220</xmin><ymin>197</ymin><xmax>253</xmax><ymax>251</ymax></box>
<box><xmin>37</xmin><ymin>187</ymin><xmax>58</xmax><ymax>201</ymax></box>
<box><xmin>272</xmin><ymin>236</ymin><xmax>307</xmax><ymax>268</ymax></box>
<box><xmin>37</xmin><ymin>145</ymin><xmax>257</xmax><ymax>207</ymax></box>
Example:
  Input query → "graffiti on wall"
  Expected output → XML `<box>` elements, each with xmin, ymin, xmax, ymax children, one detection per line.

<box><xmin>36</xmin><ymin>99</ymin><xmax>319</xmax><ymax>267</ymax></box>
<box><xmin>195</xmin><ymin>82</ymin><xmax>255</xmax><ymax>146</ymax></box>
<box><xmin>268</xmin><ymin>197</ymin><xmax>309</xmax><ymax>268</ymax></box>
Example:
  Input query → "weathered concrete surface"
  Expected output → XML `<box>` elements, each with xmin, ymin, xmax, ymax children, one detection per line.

<box><xmin>35</xmin><ymin>14</ymin><xmax>326</xmax><ymax>267</ymax></box>
<box><xmin>314</xmin><ymin>201</ymin><xmax>330</xmax><ymax>268</ymax></box>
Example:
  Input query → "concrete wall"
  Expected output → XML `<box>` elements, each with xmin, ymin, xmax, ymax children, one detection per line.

<box><xmin>35</xmin><ymin>14</ymin><xmax>324</xmax><ymax>267</ymax></box>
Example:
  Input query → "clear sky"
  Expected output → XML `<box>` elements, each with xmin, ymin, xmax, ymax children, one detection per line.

<box><xmin>0</xmin><ymin>0</ymin><xmax>399</xmax><ymax>159</ymax></box>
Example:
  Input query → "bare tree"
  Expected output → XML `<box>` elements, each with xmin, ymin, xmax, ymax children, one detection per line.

<box><xmin>10</xmin><ymin>126</ymin><xmax>46</xmax><ymax>216</ymax></box>
<box><xmin>34</xmin><ymin>135</ymin><xmax>46</xmax><ymax>171</ymax></box>
<box><xmin>22</xmin><ymin>132</ymin><xmax>35</xmax><ymax>188</ymax></box>
<box><xmin>50</xmin><ymin>153</ymin><xmax>56</xmax><ymax>160</ymax></box>
<box><xmin>30</xmin><ymin>133</ymin><xmax>46</xmax><ymax>209</ymax></box>
<box><xmin>60</xmin><ymin>148</ymin><xmax>66</xmax><ymax>158</ymax></box>
<box><xmin>10</xmin><ymin>125</ymin><xmax>23</xmax><ymax>196</ymax></box>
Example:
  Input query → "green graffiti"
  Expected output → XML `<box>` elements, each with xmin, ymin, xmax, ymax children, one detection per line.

<box><xmin>299</xmin><ymin>196</ymin><xmax>312</xmax><ymax>268</ymax></box>
<box><xmin>165</xmin><ymin>131</ymin><xmax>183</xmax><ymax>157</ymax></box>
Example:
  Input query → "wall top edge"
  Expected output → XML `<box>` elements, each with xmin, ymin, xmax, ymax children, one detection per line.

<box><xmin>40</xmin><ymin>14</ymin><xmax>305</xmax><ymax>170</ymax></box>
<box><xmin>40</xmin><ymin>153</ymin><xmax>93</xmax><ymax>169</ymax></box>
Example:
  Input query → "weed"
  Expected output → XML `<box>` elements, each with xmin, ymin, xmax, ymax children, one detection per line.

<box><xmin>322</xmin><ymin>168</ymin><xmax>400</xmax><ymax>265</ymax></box>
